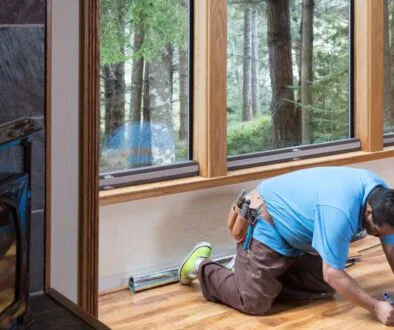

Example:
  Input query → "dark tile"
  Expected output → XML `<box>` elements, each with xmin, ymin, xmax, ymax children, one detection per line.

<box><xmin>0</xmin><ymin>0</ymin><xmax>45</xmax><ymax>25</ymax></box>
<box><xmin>31</xmin><ymin>117</ymin><xmax>45</xmax><ymax>210</ymax></box>
<box><xmin>0</xmin><ymin>27</ymin><xmax>45</xmax><ymax>123</ymax></box>
<box><xmin>29</xmin><ymin>211</ymin><xmax>44</xmax><ymax>293</ymax></box>
<box><xmin>31</xmin><ymin>309</ymin><xmax>94</xmax><ymax>330</ymax></box>
<box><xmin>29</xmin><ymin>294</ymin><xmax>61</xmax><ymax>315</ymax></box>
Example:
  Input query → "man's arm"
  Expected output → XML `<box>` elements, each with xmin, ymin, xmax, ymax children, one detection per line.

<box><xmin>323</xmin><ymin>262</ymin><xmax>394</xmax><ymax>325</ymax></box>
<box><xmin>381</xmin><ymin>239</ymin><xmax>394</xmax><ymax>274</ymax></box>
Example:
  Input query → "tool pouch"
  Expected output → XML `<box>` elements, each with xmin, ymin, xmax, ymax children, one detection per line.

<box><xmin>227</xmin><ymin>203</ymin><xmax>249</xmax><ymax>243</ymax></box>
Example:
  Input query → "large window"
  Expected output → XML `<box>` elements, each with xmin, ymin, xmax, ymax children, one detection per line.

<box><xmin>384</xmin><ymin>0</ymin><xmax>394</xmax><ymax>135</ymax></box>
<box><xmin>99</xmin><ymin>0</ymin><xmax>192</xmax><ymax>180</ymax></box>
<box><xmin>227</xmin><ymin>0</ymin><xmax>351</xmax><ymax>156</ymax></box>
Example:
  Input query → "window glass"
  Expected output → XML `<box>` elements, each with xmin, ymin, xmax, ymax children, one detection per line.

<box><xmin>384</xmin><ymin>0</ymin><xmax>394</xmax><ymax>134</ymax></box>
<box><xmin>99</xmin><ymin>0</ymin><xmax>190</xmax><ymax>174</ymax></box>
<box><xmin>227</xmin><ymin>0</ymin><xmax>351</xmax><ymax>156</ymax></box>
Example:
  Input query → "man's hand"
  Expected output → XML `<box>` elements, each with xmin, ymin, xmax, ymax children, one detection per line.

<box><xmin>374</xmin><ymin>301</ymin><xmax>394</xmax><ymax>325</ymax></box>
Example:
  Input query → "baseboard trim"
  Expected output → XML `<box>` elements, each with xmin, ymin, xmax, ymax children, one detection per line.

<box><xmin>47</xmin><ymin>288</ymin><xmax>110</xmax><ymax>330</ymax></box>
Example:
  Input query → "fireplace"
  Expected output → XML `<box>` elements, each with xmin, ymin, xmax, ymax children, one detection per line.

<box><xmin>0</xmin><ymin>119</ymin><xmax>41</xmax><ymax>329</ymax></box>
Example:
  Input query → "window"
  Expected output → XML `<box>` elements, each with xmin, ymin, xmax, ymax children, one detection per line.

<box><xmin>99</xmin><ymin>0</ymin><xmax>194</xmax><ymax>187</ymax></box>
<box><xmin>227</xmin><ymin>0</ymin><xmax>352</xmax><ymax>159</ymax></box>
<box><xmin>384</xmin><ymin>0</ymin><xmax>394</xmax><ymax>136</ymax></box>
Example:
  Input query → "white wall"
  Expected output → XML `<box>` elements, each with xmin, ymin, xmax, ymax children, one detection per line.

<box><xmin>50</xmin><ymin>0</ymin><xmax>80</xmax><ymax>303</ymax></box>
<box><xmin>99</xmin><ymin>158</ymin><xmax>394</xmax><ymax>292</ymax></box>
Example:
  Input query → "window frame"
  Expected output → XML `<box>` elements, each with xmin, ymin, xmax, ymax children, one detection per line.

<box><xmin>96</xmin><ymin>0</ymin><xmax>388</xmax><ymax>201</ymax></box>
<box><xmin>99</xmin><ymin>0</ymin><xmax>196</xmax><ymax>189</ymax></box>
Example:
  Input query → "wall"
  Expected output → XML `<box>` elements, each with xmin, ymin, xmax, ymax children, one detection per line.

<box><xmin>99</xmin><ymin>158</ymin><xmax>394</xmax><ymax>292</ymax></box>
<box><xmin>0</xmin><ymin>0</ymin><xmax>46</xmax><ymax>293</ymax></box>
<box><xmin>50</xmin><ymin>0</ymin><xmax>80</xmax><ymax>303</ymax></box>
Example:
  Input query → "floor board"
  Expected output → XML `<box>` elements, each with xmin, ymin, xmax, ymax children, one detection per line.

<box><xmin>99</xmin><ymin>237</ymin><xmax>392</xmax><ymax>329</ymax></box>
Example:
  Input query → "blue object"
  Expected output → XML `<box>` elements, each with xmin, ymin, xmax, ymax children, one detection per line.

<box><xmin>384</xmin><ymin>292</ymin><xmax>394</xmax><ymax>306</ymax></box>
<box><xmin>252</xmin><ymin>167</ymin><xmax>387</xmax><ymax>270</ymax></box>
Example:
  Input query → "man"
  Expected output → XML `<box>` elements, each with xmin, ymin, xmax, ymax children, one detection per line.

<box><xmin>178</xmin><ymin>166</ymin><xmax>394</xmax><ymax>325</ymax></box>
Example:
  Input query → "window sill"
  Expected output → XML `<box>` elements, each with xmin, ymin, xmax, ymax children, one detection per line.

<box><xmin>99</xmin><ymin>146</ymin><xmax>394</xmax><ymax>206</ymax></box>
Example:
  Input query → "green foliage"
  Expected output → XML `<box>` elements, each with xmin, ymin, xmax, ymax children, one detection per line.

<box><xmin>131</xmin><ymin>0</ymin><xmax>187</xmax><ymax>61</ymax></box>
<box><xmin>100</xmin><ymin>0</ymin><xmax>130</xmax><ymax>65</ymax></box>
<box><xmin>99</xmin><ymin>0</ymin><xmax>187</xmax><ymax>65</ymax></box>
<box><xmin>227</xmin><ymin>116</ymin><xmax>272</xmax><ymax>156</ymax></box>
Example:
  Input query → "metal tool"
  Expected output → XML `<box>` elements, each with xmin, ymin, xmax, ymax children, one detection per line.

<box><xmin>384</xmin><ymin>292</ymin><xmax>394</xmax><ymax>306</ymax></box>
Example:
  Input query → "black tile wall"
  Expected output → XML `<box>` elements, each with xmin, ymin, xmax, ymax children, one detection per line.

<box><xmin>29</xmin><ymin>211</ymin><xmax>44</xmax><ymax>293</ymax></box>
<box><xmin>0</xmin><ymin>0</ymin><xmax>45</xmax><ymax>25</ymax></box>
<box><xmin>0</xmin><ymin>28</ymin><xmax>45</xmax><ymax>121</ymax></box>
<box><xmin>0</xmin><ymin>2</ymin><xmax>46</xmax><ymax>294</ymax></box>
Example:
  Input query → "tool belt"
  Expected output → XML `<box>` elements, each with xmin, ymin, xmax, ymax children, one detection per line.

<box><xmin>227</xmin><ymin>189</ymin><xmax>272</xmax><ymax>249</ymax></box>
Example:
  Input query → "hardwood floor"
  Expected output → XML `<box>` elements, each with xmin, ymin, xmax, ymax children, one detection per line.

<box><xmin>99</xmin><ymin>237</ymin><xmax>393</xmax><ymax>329</ymax></box>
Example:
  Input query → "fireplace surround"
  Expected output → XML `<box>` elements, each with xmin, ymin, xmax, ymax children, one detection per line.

<box><xmin>0</xmin><ymin>118</ymin><xmax>41</xmax><ymax>329</ymax></box>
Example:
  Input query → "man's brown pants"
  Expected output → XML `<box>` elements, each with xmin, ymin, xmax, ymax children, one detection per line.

<box><xmin>198</xmin><ymin>239</ymin><xmax>335</xmax><ymax>315</ymax></box>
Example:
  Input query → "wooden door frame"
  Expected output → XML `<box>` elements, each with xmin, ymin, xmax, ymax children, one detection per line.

<box><xmin>79</xmin><ymin>0</ymin><xmax>100</xmax><ymax>317</ymax></box>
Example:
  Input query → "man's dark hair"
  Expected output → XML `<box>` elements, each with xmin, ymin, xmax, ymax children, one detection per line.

<box><xmin>368</xmin><ymin>187</ymin><xmax>394</xmax><ymax>227</ymax></box>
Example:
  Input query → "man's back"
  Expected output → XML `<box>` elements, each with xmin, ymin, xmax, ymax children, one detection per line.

<box><xmin>253</xmin><ymin>166</ymin><xmax>386</xmax><ymax>268</ymax></box>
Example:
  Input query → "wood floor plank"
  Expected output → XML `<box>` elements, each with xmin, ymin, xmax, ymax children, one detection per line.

<box><xmin>99</xmin><ymin>237</ymin><xmax>393</xmax><ymax>329</ymax></box>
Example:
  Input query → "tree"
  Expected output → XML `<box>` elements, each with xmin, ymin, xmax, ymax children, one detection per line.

<box><xmin>179</xmin><ymin>0</ymin><xmax>189</xmax><ymax>143</ymax></box>
<box><xmin>243</xmin><ymin>4</ymin><xmax>253</xmax><ymax>121</ymax></box>
<box><xmin>101</xmin><ymin>0</ymin><xmax>126</xmax><ymax>139</ymax></box>
<box><xmin>130</xmin><ymin>23</ymin><xmax>144</xmax><ymax>122</ymax></box>
<box><xmin>266</xmin><ymin>0</ymin><xmax>300</xmax><ymax>148</ymax></box>
<box><xmin>301</xmin><ymin>0</ymin><xmax>314</xmax><ymax>144</ymax></box>
<box><xmin>251</xmin><ymin>4</ymin><xmax>260</xmax><ymax>117</ymax></box>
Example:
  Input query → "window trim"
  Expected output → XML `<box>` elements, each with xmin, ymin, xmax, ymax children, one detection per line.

<box><xmin>384</xmin><ymin>133</ymin><xmax>394</xmax><ymax>147</ymax></box>
<box><xmin>97</xmin><ymin>0</ymin><xmax>386</xmax><ymax>204</ymax></box>
<box><xmin>100</xmin><ymin>161</ymin><xmax>199</xmax><ymax>189</ymax></box>
<box><xmin>228</xmin><ymin>139</ymin><xmax>361</xmax><ymax>171</ymax></box>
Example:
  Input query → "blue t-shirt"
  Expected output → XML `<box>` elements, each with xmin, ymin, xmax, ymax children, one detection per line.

<box><xmin>253</xmin><ymin>166</ymin><xmax>389</xmax><ymax>270</ymax></box>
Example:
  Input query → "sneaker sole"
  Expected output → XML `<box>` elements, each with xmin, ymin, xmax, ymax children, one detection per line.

<box><xmin>178</xmin><ymin>242</ymin><xmax>212</xmax><ymax>285</ymax></box>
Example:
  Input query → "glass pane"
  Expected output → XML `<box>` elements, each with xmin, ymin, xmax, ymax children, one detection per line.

<box><xmin>384</xmin><ymin>0</ymin><xmax>394</xmax><ymax>134</ymax></box>
<box><xmin>227</xmin><ymin>0</ymin><xmax>351</xmax><ymax>156</ymax></box>
<box><xmin>0</xmin><ymin>203</ymin><xmax>17</xmax><ymax>313</ymax></box>
<box><xmin>99</xmin><ymin>0</ymin><xmax>190</xmax><ymax>174</ymax></box>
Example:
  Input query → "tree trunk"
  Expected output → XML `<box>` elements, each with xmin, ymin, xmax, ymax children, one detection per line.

<box><xmin>140</xmin><ymin>62</ymin><xmax>152</xmax><ymax>166</ymax></box>
<box><xmin>301</xmin><ymin>0</ymin><xmax>314</xmax><ymax>144</ymax></box>
<box><xmin>179</xmin><ymin>47</ymin><xmax>188</xmax><ymax>141</ymax></box>
<box><xmin>148</xmin><ymin>47</ymin><xmax>175</xmax><ymax>165</ymax></box>
<box><xmin>251</xmin><ymin>5</ymin><xmax>260</xmax><ymax>117</ymax></box>
<box><xmin>103</xmin><ymin>63</ymin><xmax>125</xmax><ymax>139</ymax></box>
<box><xmin>130</xmin><ymin>23</ymin><xmax>144</xmax><ymax>122</ymax></box>
<box><xmin>242</xmin><ymin>4</ymin><xmax>253</xmax><ymax>121</ymax></box>
<box><xmin>266</xmin><ymin>0</ymin><xmax>300</xmax><ymax>148</ymax></box>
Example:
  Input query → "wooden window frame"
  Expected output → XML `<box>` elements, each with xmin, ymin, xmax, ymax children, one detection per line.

<box><xmin>78</xmin><ymin>0</ymin><xmax>393</xmax><ymax>317</ymax></box>
<box><xmin>98</xmin><ymin>0</ymin><xmax>391</xmax><ymax>206</ymax></box>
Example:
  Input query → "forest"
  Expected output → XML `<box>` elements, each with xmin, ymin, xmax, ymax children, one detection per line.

<box><xmin>99</xmin><ymin>0</ymin><xmax>394</xmax><ymax>174</ymax></box>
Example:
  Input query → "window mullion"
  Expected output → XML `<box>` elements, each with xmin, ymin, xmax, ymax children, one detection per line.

<box><xmin>193</xmin><ymin>0</ymin><xmax>227</xmax><ymax>177</ymax></box>
<box><xmin>354</xmin><ymin>0</ymin><xmax>384</xmax><ymax>152</ymax></box>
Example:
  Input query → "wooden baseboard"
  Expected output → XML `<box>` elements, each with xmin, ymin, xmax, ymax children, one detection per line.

<box><xmin>46</xmin><ymin>288</ymin><xmax>110</xmax><ymax>330</ymax></box>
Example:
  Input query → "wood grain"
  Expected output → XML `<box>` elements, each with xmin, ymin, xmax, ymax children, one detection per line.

<box><xmin>193</xmin><ymin>0</ymin><xmax>227</xmax><ymax>178</ymax></box>
<box><xmin>79</xmin><ymin>0</ymin><xmax>100</xmax><ymax>317</ymax></box>
<box><xmin>99</xmin><ymin>236</ymin><xmax>391</xmax><ymax>329</ymax></box>
<box><xmin>354</xmin><ymin>0</ymin><xmax>384</xmax><ymax>152</ymax></box>
<box><xmin>99</xmin><ymin>147</ymin><xmax>394</xmax><ymax>205</ymax></box>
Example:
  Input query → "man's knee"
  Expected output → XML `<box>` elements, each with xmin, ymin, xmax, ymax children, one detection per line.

<box><xmin>239</xmin><ymin>291</ymin><xmax>274</xmax><ymax>316</ymax></box>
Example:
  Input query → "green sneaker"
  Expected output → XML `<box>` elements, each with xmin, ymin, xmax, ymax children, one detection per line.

<box><xmin>179</xmin><ymin>242</ymin><xmax>212</xmax><ymax>285</ymax></box>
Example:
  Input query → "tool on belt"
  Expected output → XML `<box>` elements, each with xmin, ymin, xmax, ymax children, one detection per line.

<box><xmin>227</xmin><ymin>189</ymin><xmax>272</xmax><ymax>250</ymax></box>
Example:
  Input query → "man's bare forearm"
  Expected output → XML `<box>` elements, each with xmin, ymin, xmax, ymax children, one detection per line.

<box><xmin>324</xmin><ymin>265</ymin><xmax>378</xmax><ymax>313</ymax></box>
